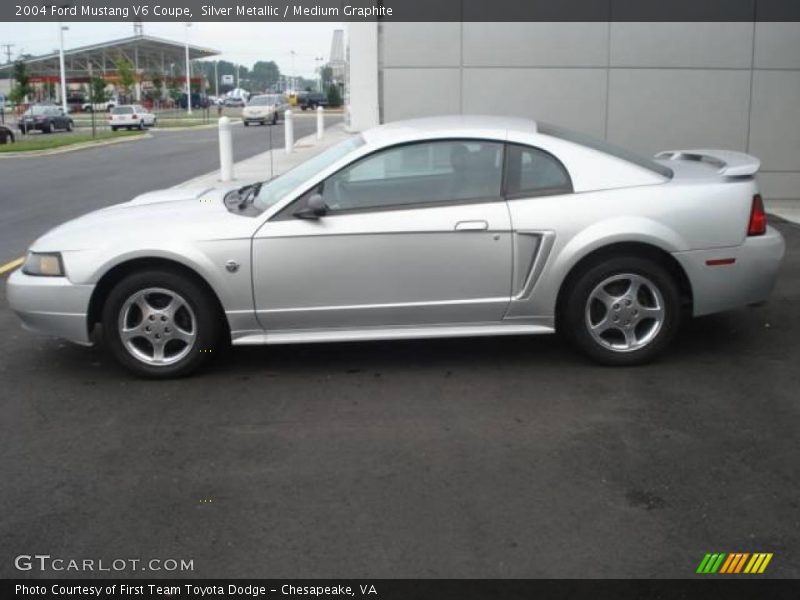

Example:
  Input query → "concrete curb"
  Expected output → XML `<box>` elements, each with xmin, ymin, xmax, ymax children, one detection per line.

<box><xmin>0</xmin><ymin>132</ymin><xmax>152</xmax><ymax>159</ymax></box>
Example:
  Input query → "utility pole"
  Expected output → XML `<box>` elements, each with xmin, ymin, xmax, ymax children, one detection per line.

<box><xmin>58</xmin><ymin>24</ymin><xmax>69</xmax><ymax>114</ymax></box>
<box><xmin>184</xmin><ymin>22</ymin><xmax>192</xmax><ymax>114</ymax></box>
<box><xmin>1</xmin><ymin>44</ymin><xmax>14</xmax><ymax>64</ymax></box>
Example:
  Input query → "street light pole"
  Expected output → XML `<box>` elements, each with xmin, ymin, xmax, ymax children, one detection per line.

<box><xmin>315</xmin><ymin>56</ymin><xmax>323</xmax><ymax>92</ymax></box>
<box><xmin>214</xmin><ymin>60</ymin><xmax>219</xmax><ymax>97</ymax></box>
<box><xmin>58</xmin><ymin>24</ymin><xmax>69</xmax><ymax>114</ymax></box>
<box><xmin>184</xmin><ymin>22</ymin><xmax>192</xmax><ymax>115</ymax></box>
<box><xmin>290</xmin><ymin>50</ymin><xmax>296</xmax><ymax>93</ymax></box>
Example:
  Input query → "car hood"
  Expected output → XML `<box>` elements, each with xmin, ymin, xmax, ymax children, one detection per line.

<box><xmin>244</xmin><ymin>105</ymin><xmax>274</xmax><ymax>112</ymax></box>
<box><xmin>30</xmin><ymin>184</ymin><xmax>260</xmax><ymax>252</ymax></box>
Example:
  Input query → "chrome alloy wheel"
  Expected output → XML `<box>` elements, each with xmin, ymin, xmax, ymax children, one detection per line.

<box><xmin>117</xmin><ymin>287</ymin><xmax>197</xmax><ymax>366</ymax></box>
<box><xmin>585</xmin><ymin>273</ymin><xmax>665</xmax><ymax>352</ymax></box>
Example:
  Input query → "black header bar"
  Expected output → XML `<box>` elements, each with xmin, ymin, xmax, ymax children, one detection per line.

<box><xmin>2</xmin><ymin>0</ymin><xmax>800</xmax><ymax>23</ymax></box>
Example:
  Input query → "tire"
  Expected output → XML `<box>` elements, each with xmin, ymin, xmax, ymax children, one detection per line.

<box><xmin>102</xmin><ymin>269</ymin><xmax>224</xmax><ymax>378</ymax></box>
<box><xmin>43</xmin><ymin>123</ymin><xmax>52</xmax><ymax>134</ymax></box>
<box><xmin>111</xmin><ymin>126</ymin><xmax>118</xmax><ymax>132</ymax></box>
<box><xmin>66</xmin><ymin>120</ymin><xmax>73</xmax><ymax>132</ymax></box>
<box><xmin>243</xmin><ymin>121</ymin><xmax>249</xmax><ymax>127</ymax></box>
<box><xmin>561</xmin><ymin>256</ymin><xmax>680</xmax><ymax>366</ymax></box>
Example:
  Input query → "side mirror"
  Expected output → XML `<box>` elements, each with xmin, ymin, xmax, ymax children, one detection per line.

<box><xmin>294</xmin><ymin>193</ymin><xmax>328</xmax><ymax>220</ymax></box>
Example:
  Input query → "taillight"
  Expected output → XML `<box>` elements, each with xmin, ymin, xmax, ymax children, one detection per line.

<box><xmin>747</xmin><ymin>194</ymin><xmax>767</xmax><ymax>236</ymax></box>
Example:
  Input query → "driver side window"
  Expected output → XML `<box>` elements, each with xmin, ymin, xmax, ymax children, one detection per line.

<box><xmin>320</xmin><ymin>140</ymin><xmax>504</xmax><ymax>212</ymax></box>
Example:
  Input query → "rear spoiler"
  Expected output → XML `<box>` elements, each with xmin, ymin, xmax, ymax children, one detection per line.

<box><xmin>654</xmin><ymin>149</ymin><xmax>760</xmax><ymax>177</ymax></box>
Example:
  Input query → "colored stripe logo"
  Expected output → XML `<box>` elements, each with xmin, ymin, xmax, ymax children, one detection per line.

<box><xmin>697</xmin><ymin>553</ymin><xmax>773</xmax><ymax>574</ymax></box>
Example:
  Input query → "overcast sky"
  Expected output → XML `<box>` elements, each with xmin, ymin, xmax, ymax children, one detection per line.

<box><xmin>0</xmin><ymin>21</ymin><xmax>343</xmax><ymax>77</ymax></box>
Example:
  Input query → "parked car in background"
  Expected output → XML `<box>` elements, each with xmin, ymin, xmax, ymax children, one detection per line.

<box><xmin>0</xmin><ymin>123</ymin><xmax>15</xmax><ymax>144</ymax></box>
<box><xmin>66</xmin><ymin>93</ymin><xmax>86</xmax><ymax>114</ymax></box>
<box><xmin>223</xmin><ymin>96</ymin><xmax>246</xmax><ymax>108</ymax></box>
<box><xmin>109</xmin><ymin>105</ymin><xmax>156</xmax><ymax>130</ymax></box>
<box><xmin>242</xmin><ymin>94</ymin><xmax>287</xmax><ymax>126</ymax></box>
<box><xmin>82</xmin><ymin>98</ymin><xmax>118</xmax><ymax>112</ymax></box>
<box><xmin>299</xmin><ymin>92</ymin><xmax>328</xmax><ymax>111</ymax></box>
<box><xmin>178</xmin><ymin>93</ymin><xmax>210</xmax><ymax>109</ymax></box>
<box><xmin>18</xmin><ymin>105</ymin><xmax>74</xmax><ymax>134</ymax></box>
<box><xmin>6</xmin><ymin>116</ymin><xmax>785</xmax><ymax>377</ymax></box>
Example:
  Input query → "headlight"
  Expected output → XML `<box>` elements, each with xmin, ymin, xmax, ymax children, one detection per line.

<box><xmin>22</xmin><ymin>252</ymin><xmax>64</xmax><ymax>277</ymax></box>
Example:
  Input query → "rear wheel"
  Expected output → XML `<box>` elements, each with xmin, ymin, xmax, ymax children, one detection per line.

<box><xmin>111</xmin><ymin>126</ymin><xmax>118</xmax><ymax>132</ymax></box>
<box><xmin>243</xmin><ymin>121</ymin><xmax>249</xmax><ymax>127</ymax></box>
<box><xmin>102</xmin><ymin>269</ymin><xmax>223</xmax><ymax>378</ymax></box>
<box><xmin>66</xmin><ymin>120</ymin><xmax>73</xmax><ymax>132</ymax></box>
<box><xmin>561</xmin><ymin>256</ymin><xmax>680</xmax><ymax>366</ymax></box>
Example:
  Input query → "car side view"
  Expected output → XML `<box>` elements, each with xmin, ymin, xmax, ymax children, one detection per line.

<box><xmin>18</xmin><ymin>105</ymin><xmax>74</xmax><ymax>134</ymax></box>
<box><xmin>7</xmin><ymin>116</ymin><xmax>785</xmax><ymax>377</ymax></box>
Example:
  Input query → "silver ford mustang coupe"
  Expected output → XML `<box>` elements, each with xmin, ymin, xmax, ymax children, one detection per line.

<box><xmin>7</xmin><ymin>116</ymin><xmax>785</xmax><ymax>377</ymax></box>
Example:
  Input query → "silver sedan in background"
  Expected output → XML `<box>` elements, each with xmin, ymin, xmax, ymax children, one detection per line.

<box><xmin>7</xmin><ymin>116</ymin><xmax>785</xmax><ymax>377</ymax></box>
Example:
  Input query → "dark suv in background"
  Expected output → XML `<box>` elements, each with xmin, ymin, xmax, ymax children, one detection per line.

<box><xmin>299</xmin><ymin>92</ymin><xmax>328</xmax><ymax>111</ymax></box>
<box><xmin>178</xmin><ymin>93</ymin><xmax>211</xmax><ymax>109</ymax></box>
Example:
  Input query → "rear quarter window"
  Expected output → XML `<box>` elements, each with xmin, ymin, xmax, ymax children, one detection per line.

<box><xmin>538</xmin><ymin>122</ymin><xmax>673</xmax><ymax>179</ymax></box>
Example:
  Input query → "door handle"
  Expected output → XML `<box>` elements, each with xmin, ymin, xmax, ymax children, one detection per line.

<box><xmin>454</xmin><ymin>220</ymin><xmax>489</xmax><ymax>231</ymax></box>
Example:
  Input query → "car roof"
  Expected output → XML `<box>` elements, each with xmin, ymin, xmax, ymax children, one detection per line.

<box><xmin>362</xmin><ymin>115</ymin><xmax>538</xmax><ymax>146</ymax></box>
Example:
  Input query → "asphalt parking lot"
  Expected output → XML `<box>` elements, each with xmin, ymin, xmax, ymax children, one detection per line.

<box><xmin>1</xmin><ymin>211</ymin><xmax>798</xmax><ymax>578</ymax></box>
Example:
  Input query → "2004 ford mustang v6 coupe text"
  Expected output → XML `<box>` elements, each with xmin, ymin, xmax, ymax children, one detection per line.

<box><xmin>7</xmin><ymin>116</ymin><xmax>785</xmax><ymax>377</ymax></box>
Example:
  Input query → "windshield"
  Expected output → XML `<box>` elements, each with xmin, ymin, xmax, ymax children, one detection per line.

<box><xmin>249</xmin><ymin>95</ymin><xmax>279</xmax><ymax>106</ymax></box>
<box><xmin>112</xmin><ymin>106</ymin><xmax>134</xmax><ymax>114</ymax></box>
<box><xmin>253</xmin><ymin>136</ymin><xmax>365</xmax><ymax>211</ymax></box>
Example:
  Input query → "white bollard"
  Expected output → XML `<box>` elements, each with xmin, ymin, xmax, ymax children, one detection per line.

<box><xmin>218</xmin><ymin>116</ymin><xmax>234</xmax><ymax>182</ymax></box>
<box><xmin>284</xmin><ymin>109</ymin><xmax>294</xmax><ymax>154</ymax></box>
<box><xmin>316</xmin><ymin>106</ymin><xmax>324</xmax><ymax>140</ymax></box>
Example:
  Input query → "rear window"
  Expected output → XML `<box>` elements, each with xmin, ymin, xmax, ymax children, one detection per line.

<box><xmin>112</xmin><ymin>106</ymin><xmax>134</xmax><ymax>115</ymax></box>
<box><xmin>539</xmin><ymin>123</ymin><xmax>673</xmax><ymax>179</ymax></box>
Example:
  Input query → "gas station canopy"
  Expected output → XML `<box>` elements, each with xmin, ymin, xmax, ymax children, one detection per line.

<box><xmin>18</xmin><ymin>34</ymin><xmax>219</xmax><ymax>83</ymax></box>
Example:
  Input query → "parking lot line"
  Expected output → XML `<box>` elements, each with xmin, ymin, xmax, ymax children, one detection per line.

<box><xmin>0</xmin><ymin>256</ymin><xmax>23</xmax><ymax>275</ymax></box>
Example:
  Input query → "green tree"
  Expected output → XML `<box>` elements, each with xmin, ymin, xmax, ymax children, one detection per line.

<box><xmin>320</xmin><ymin>66</ymin><xmax>333</xmax><ymax>88</ymax></box>
<box><xmin>326</xmin><ymin>83</ymin><xmax>343</xmax><ymax>108</ymax></box>
<box><xmin>251</xmin><ymin>60</ymin><xmax>280</xmax><ymax>91</ymax></box>
<box><xmin>113</xmin><ymin>54</ymin><xmax>135</xmax><ymax>102</ymax></box>
<box><xmin>150</xmin><ymin>72</ymin><xmax>164</xmax><ymax>102</ymax></box>
<box><xmin>90</xmin><ymin>77</ymin><xmax>108</xmax><ymax>104</ymax></box>
<box><xmin>9</xmin><ymin>60</ymin><xmax>32</xmax><ymax>105</ymax></box>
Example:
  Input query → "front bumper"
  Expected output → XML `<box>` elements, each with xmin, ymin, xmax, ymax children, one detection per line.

<box><xmin>673</xmin><ymin>226</ymin><xmax>786</xmax><ymax>317</ymax></box>
<box><xmin>6</xmin><ymin>269</ymin><xmax>95</xmax><ymax>345</ymax></box>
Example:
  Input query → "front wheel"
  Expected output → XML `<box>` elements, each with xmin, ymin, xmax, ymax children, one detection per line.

<box><xmin>561</xmin><ymin>257</ymin><xmax>680</xmax><ymax>366</ymax></box>
<box><xmin>102</xmin><ymin>269</ymin><xmax>223</xmax><ymax>378</ymax></box>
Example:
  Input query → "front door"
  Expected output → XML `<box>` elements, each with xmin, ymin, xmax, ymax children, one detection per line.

<box><xmin>251</xmin><ymin>139</ymin><xmax>513</xmax><ymax>331</ymax></box>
